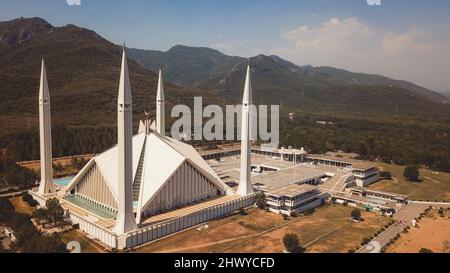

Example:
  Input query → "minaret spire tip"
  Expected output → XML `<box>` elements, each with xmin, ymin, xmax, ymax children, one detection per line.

<box><xmin>156</xmin><ymin>67</ymin><xmax>165</xmax><ymax>135</ymax></box>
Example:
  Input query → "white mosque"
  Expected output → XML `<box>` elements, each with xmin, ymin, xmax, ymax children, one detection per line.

<box><xmin>30</xmin><ymin>47</ymin><xmax>255</xmax><ymax>250</ymax></box>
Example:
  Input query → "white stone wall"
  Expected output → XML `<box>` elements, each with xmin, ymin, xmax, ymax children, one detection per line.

<box><xmin>67</xmin><ymin>210</ymin><xmax>118</xmax><ymax>249</ymax></box>
<box><xmin>64</xmin><ymin>194</ymin><xmax>255</xmax><ymax>251</ymax></box>
<box><xmin>126</xmin><ymin>194</ymin><xmax>255</xmax><ymax>249</ymax></box>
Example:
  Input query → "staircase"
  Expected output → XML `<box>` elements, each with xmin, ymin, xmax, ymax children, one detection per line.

<box><xmin>321</xmin><ymin>175</ymin><xmax>339</xmax><ymax>190</ymax></box>
<box><xmin>321</xmin><ymin>173</ymin><xmax>354</xmax><ymax>192</ymax></box>
<box><xmin>133</xmin><ymin>137</ymin><xmax>147</xmax><ymax>201</ymax></box>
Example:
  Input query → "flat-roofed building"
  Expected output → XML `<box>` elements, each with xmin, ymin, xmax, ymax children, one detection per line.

<box><xmin>266</xmin><ymin>184</ymin><xmax>329</xmax><ymax>215</ymax></box>
<box><xmin>252</xmin><ymin>164</ymin><xmax>326</xmax><ymax>191</ymax></box>
<box><xmin>306</xmin><ymin>154</ymin><xmax>379</xmax><ymax>187</ymax></box>
<box><xmin>350</xmin><ymin>187</ymin><xmax>408</xmax><ymax>204</ymax></box>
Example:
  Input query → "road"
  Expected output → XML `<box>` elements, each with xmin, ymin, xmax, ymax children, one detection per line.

<box><xmin>0</xmin><ymin>189</ymin><xmax>29</xmax><ymax>198</ymax></box>
<box><xmin>358</xmin><ymin>202</ymin><xmax>450</xmax><ymax>253</ymax></box>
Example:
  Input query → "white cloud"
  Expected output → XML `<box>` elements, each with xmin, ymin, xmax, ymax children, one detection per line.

<box><xmin>66</xmin><ymin>0</ymin><xmax>81</xmax><ymax>6</ymax></box>
<box><xmin>279</xmin><ymin>17</ymin><xmax>374</xmax><ymax>56</ymax></box>
<box><xmin>272</xmin><ymin>17</ymin><xmax>450</xmax><ymax>92</ymax></box>
<box><xmin>211</xmin><ymin>40</ymin><xmax>242</xmax><ymax>54</ymax></box>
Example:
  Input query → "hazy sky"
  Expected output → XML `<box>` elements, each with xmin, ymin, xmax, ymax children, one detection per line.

<box><xmin>1</xmin><ymin>0</ymin><xmax>450</xmax><ymax>92</ymax></box>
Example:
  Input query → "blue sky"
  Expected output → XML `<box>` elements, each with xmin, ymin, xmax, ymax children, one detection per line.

<box><xmin>1</xmin><ymin>0</ymin><xmax>450</xmax><ymax>92</ymax></box>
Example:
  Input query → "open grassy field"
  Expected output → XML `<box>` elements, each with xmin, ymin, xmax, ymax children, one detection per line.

<box><xmin>17</xmin><ymin>154</ymin><xmax>93</xmax><ymax>171</ymax></box>
<box><xmin>368</xmin><ymin>162</ymin><xmax>450</xmax><ymax>202</ymax></box>
<box><xmin>9</xmin><ymin>196</ymin><xmax>35</xmax><ymax>216</ymax></box>
<box><xmin>60</xmin><ymin>230</ymin><xmax>106</xmax><ymax>253</ymax></box>
<box><xmin>133</xmin><ymin>204</ymin><xmax>390</xmax><ymax>253</ymax></box>
<box><xmin>386</xmin><ymin>208</ymin><xmax>450</xmax><ymax>253</ymax></box>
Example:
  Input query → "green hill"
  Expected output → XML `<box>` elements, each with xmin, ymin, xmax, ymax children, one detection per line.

<box><xmin>128</xmin><ymin>45</ymin><xmax>243</xmax><ymax>86</ymax></box>
<box><xmin>128</xmin><ymin>45</ymin><xmax>449</xmax><ymax>108</ymax></box>
<box><xmin>0</xmin><ymin>18</ymin><xmax>215</xmax><ymax>134</ymax></box>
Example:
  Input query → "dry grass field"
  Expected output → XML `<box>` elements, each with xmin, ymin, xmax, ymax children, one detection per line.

<box><xmin>133</xmin><ymin>204</ymin><xmax>390</xmax><ymax>253</ymax></box>
<box><xmin>369</xmin><ymin>162</ymin><xmax>450</xmax><ymax>202</ymax></box>
<box><xmin>9</xmin><ymin>196</ymin><xmax>35</xmax><ymax>216</ymax></box>
<box><xmin>60</xmin><ymin>230</ymin><xmax>106</xmax><ymax>253</ymax></box>
<box><xmin>17</xmin><ymin>155</ymin><xmax>94</xmax><ymax>172</ymax></box>
<box><xmin>386</xmin><ymin>209</ymin><xmax>450</xmax><ymax>253</ymax></box>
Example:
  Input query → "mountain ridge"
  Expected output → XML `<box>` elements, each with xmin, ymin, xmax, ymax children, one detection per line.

<box><xmin>128</xmin><ymin>44</ymin><xmax>448</xmax><ymax>105</ymax></box>
<box><xmin>1</xmin><ymin>16</ymin><xmax>448</xmax><ymax>135</ymax></box>
<box><xmin>0</xmin><ymin>17</ymin><xmax>216</xmax><ymax>134</ymax></box>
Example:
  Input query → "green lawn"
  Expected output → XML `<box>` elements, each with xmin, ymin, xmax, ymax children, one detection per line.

<box><xmin>368</xmin><ymin>163</ymin><xmax>450</xmax><ymax>202</ymax></box>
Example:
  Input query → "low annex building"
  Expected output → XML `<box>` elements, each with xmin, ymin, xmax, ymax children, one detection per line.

<box><xmin>266</xmin><ymin>184</ymin><xmax>328</xmax><ymax>215</ymax></box>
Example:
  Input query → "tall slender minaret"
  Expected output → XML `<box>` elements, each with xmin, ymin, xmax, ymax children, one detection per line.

<box><xmin>237</xmin><ymin>64</ymin><xmax>254</xmax><ymax>196</ymax></box>
<box><xmin>38</xmin><ymin>59</ymin><xmax>55</xmax><ymax>195</ymax></box>
<box><xmin>113</xmin><ymin>46</ymin><xmax>137</xmax><ymax>234</ymax></box>
<box><xmin>156</xmin><ymin>69</ymin><xmax>165</xmax><ymax>135</ymax></box>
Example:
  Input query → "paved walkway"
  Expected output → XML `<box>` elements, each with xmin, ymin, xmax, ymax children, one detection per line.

<box><xmin>0</xmin><ymin>190</ymin><xmax>28</xmax><ymax>198</ymax></box>
<box><xmin>357</xmin><ymin>202</ymin><xmax>450</xmax><ymax>253</ymax></box>
<box><xmin>142</xmin><ymin>195</ymin><xmax>240</xmax><ymax>226</ymax></box>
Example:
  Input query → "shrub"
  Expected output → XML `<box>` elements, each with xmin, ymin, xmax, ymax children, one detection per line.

<box><xmin>282</xmin><ymin>233</ymin><xmax>304</xmax><ymax>253</ymax></box>
<box><xmin>403</xmin><ymin>165</ymin><xmax>420</xmax><ymax>182</ymax></box>
<box><xmin>380</xmin><ymin>171</ymin><xmax>392</xmax><ymax>179</ymax></box>
<box><xmin>419</xmin><ymin>248</ymin><xmax>433</xmax><ymax>253</ymax></box>
<box><xmin>22</xmin><ymin>192</ymin><xmax>38</xmax><ymax>207</ymax></box>
<box><xmin>255</xmin><ymin>192</ymin><xmax>266</xmax><ymax>210</ymax></box>
<box><xmin>351</xmin><ymin>209</ymin><xmax>361</xmax><ymax>220</ymax></box>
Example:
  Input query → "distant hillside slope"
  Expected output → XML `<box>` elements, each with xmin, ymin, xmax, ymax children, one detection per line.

<box><xmin>128</xmin><ymin>45</ymin><xmax>243</xmax><ymax>86</ymax></box>
<box><xmin>129</xmin><ymin>45</ymin><xmax>449</xmax><ymax>109</ymax></box>
<box><xmin>0</xmin><ymin>18</ymin><xmax>215</xmax><ymax>133</ymax></box>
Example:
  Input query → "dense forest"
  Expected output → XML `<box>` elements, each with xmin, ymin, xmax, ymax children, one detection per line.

<box><xmin>0</xmin><ymin>126</ymin><xmax>116</xmax><ymax>161</ymax></box>
<box><xmin>279</xmin><ymin>110</ymin><xmax>450</xmax><ymax>172</ymax></box>
<box><xmin>1</xmin><ymin>108</ymin><xmax>449</xmax><ymax>173</ymax></box>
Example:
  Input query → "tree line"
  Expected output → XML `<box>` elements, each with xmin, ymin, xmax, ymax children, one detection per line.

<box><xmin>0</xmin><ymin>110</ymin><xmax>450</xmax><ymax>174</ymax></box>
<box><xmin>279</xmin><ymin>113</ymin><xmax>450</xmax><ymax>173</ymax></box>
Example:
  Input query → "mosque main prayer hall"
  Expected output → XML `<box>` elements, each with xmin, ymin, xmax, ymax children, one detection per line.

<box><xmin>30</xmin><ymin>47</ymin><xmax>256</xmax><ymax>250</ymax></box>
